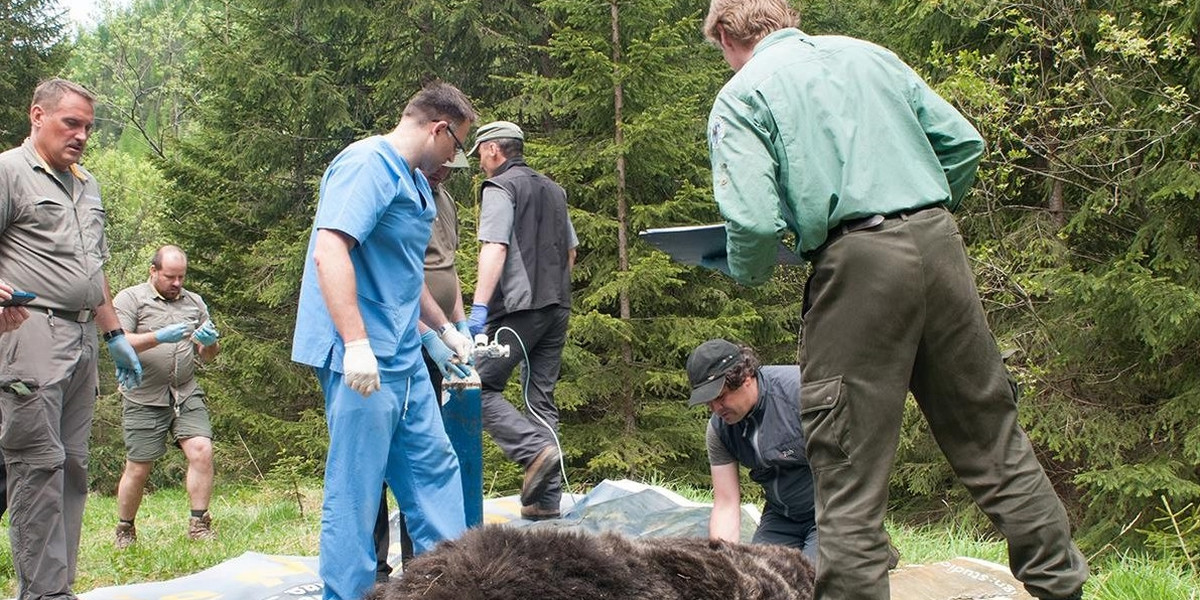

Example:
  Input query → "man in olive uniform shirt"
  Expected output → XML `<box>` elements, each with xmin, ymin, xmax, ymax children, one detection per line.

<box><xmin>0</xmin><ymin>78</ymin><xmax>142</xmax><ymax>600</ymax></box>
<box><xmin>112</xmin><ymin>245</ymin><xmax>221</xmax><ymax>547</ymax></box>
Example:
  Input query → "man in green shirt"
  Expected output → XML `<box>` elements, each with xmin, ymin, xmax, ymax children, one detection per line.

<box><xmin>701</xmin><ymin>2</ymin><xmax>1088</xmax><ymax>600</ymax></box>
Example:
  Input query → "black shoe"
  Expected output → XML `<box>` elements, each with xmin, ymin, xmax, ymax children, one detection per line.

<box><xmin>520</xmin><ymin>446</ymin><xmax>560</xmax><ymax>506</ymax></box>
<box><xmin>520</xmin><ymin>504</ymin><xmax>561</xmax><ymax>521</ymax></box>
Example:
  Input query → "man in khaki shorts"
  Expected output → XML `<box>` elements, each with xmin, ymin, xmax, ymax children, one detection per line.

<box><xmin>111</xmin><ymin>245</ymin><xmax>222</xmax><ymax>547</ymax></box>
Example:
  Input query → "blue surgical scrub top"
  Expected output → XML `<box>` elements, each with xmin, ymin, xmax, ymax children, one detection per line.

<box><xmin>291</xmin><ymin>135</ymin><xmax>436</xmax><ymax>380</ymax></box>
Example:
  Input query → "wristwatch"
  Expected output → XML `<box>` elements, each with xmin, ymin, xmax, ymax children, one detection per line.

<box><xmin>103</xmin><ymin>328</ymin><xmax>125</xmax><ymax>342</ymax></box>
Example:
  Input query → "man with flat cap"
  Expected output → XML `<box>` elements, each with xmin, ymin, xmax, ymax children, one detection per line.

<box><xmin>687</xmin><ymin>339</ymin><xmax>818</xmax><ymax>561</ymax></box>
<box><xmin>466</xmin><ymin>120</ymin><xmax>578</xmax><ymax>521</ymax></box>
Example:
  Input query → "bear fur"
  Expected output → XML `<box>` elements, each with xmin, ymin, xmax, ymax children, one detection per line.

<box><xmin>367</xmin><ymin>524</ymin><xmax>815</xmax><ymax>600</ymax></box>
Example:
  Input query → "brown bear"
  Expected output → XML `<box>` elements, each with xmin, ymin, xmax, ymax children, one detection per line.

<box><xmin>368</xmin><ymin>524</ymin><xmax>815</xmax><ymax>600</ymax></box>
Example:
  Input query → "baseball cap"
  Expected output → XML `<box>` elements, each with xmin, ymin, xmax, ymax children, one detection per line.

<box><xmin>467</xmin><ymin>120</ymin><xmax>524</xmax><ymax>157</ymax></box>
<box><xmin>686</xmin><ymin>339</ymin><xmax>741</xmax><ymax>406</ymax></box>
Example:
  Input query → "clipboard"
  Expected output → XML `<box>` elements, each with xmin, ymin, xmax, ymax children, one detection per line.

<box><xmin>638</xmin><ymin>223</ymin><xmax>802</xmax><ymax>267</ymax></box>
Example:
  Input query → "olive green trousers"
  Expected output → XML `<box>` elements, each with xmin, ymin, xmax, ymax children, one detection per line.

<box><xmin>799</xmin><ymin>207</ymin><xmax>1088</xmax><ymax>600</ymax></box>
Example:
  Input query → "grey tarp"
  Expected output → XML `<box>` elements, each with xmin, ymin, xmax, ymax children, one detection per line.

<box><xmin>72</xmin><ymin>479</ymin><xmax>1032</xmax><ymax>600</ymax></box>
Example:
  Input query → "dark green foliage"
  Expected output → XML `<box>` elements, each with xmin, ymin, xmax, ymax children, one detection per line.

<box><xmin>0</xmin><ymin>0</ymin><xmax>69</xmax><ymax>146</ymax></box>
<box><xmin>68</xmin><ymin>0</ymin><xmax>1200</xmax><ymax>569</ymax></box>
<box><xmin>145</xmin><ymin>0</ymin><xmax>383</xmax><ymax>483</ymax></box>
<box><xmin>881</xmin><ymin>0</ymin><xmax>1200</xmax><ymax>555</ymax></box>
<box><xmin>499</xmin><ymin>0</ymin><xmax>805</xmax><ymax>491</ymax></box>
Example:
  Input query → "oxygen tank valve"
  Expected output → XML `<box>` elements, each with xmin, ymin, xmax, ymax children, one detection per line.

<box><xmin>472</xmin><ymin>334</ymin><xmax>510</xmax><ymax>359</ymax></box>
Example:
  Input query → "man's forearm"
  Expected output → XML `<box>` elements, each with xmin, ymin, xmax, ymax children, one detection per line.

<box><xmin>313</xmin><ymin>229</ymin><xmax>367</xmax><ymax>342</ymax></box>
<box><xmin>94</xmin><ymin>276</ymin><xmax>123</xmax><ymax>333</ymax></box>
<box><xmin>709</xmin><ymin>501</ymin><xmax>741</xmax><ymax>542</ymax></box>
<box><xmin>451</xmin><ymin>279</ymin><xmax>466</xmax><ymax>322</ymax></box>
<box><xmin>419</xmin><ymin>285</ymin><xmax>451</xmax><ymax>331</ymax></box>
<box><xmin>197</xmin><ymin>340</ymin><xmax>220</xmax><ymax>362</ymax></box>
<box><xmin>472</xmin><ymin>242</ymin><xmax>507</xmax><ymax>305</ymax></box>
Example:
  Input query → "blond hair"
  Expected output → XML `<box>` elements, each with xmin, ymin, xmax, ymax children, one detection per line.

<box><xmin>703</xmin><ymin>0</ymin><xmax>799</xmax><ymax>47</ymax></box>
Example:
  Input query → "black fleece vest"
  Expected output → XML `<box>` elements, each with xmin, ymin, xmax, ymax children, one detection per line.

<box><xmin>483</xmin><ymin>159</ymin><xmax>572</xmax><ymax>318</ymax></box>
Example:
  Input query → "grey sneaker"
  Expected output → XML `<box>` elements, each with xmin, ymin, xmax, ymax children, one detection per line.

<box><xmin>115</xmin><ymin>521</ymin><xmax>137</xmax><ymax>549</ymax></box>
<box><xmin>188</xmin><ymin>511</ymin><xmax>216</xmax><ymax>541</ymax></box>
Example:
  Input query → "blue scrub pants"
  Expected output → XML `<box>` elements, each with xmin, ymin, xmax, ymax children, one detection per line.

<box><xmin>316</xmin><ymin>367</ymin><xmax>465</xmax><ymax>600</ymax></box>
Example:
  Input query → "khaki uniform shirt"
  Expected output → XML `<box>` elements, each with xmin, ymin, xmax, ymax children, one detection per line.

<box><xmin>113</xmin><ymin>281</ymin><xmax>211</xmax><ymax>406</ymax></box>
<box><xmin>0</xmin><ymin>140</ymin><xmax>109</xmax><ymax>310</ymax></box>
<box><xmin>424</xmin><ymin>185</ymin><xmax>460</xmax><ymax>317</ymax></box>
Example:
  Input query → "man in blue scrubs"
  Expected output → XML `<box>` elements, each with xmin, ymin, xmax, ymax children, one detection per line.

<box><xmin>291</xmin><ymin>81</ymin><xmax>477</xmax><ymax>600</ymax></box>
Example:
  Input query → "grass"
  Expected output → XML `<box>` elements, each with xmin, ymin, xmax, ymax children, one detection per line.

<box><xmin>886</xmin><ymin>518</ymin><xmax>1200</xmax><ymax>600</ymax></box>
<box><xmin>0</xmin><ymin>482</ymin><xmax>324</xmax><ymax>596</ymax></box>
<box><xmin>4</xmin><ymin>481</ymin><xmax>1200</xmax><ymax>599</ymax></box>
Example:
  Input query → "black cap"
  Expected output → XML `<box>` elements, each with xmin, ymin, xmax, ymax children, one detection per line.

<box><xmin>686</xmin><ymin>339</ymin><xmax>741</xmax><ymax>406</ymax></box>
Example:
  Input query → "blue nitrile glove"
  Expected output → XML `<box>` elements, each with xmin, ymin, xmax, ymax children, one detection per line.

<box><xmin>466</xmin><ymin>303</ymin><xmax>489</xmax><ymax>337</ymax></box>
<box><xmin>455</xmin><ymin>320</ymin><xmax>474</xmax><ymax>365</ymax></box>
<box><xmin>155</xmin><ymin>321</ymin><xmax>194</xmax><ymax>344</ymax></box>
<box><xmin>107</xmin><ymin>333</ymin><xmax>143</xmax><ymax>388</ymax></box>
<box><xmin>192</xmin><ymin>320</ymin><xmax>219</xmax><ymax>346</ymax></box>
<box><xmin>700</xmin><ymin>254</ymin><xmax>732</xmax><ymax>277</ymax></box>
<box><xmin>421</xmin><ymin>330</ymin><xmax>471</xmax><ymax>379</ymax></box>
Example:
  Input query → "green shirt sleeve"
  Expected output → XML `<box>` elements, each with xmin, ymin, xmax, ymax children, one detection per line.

<box><xmin>708</xmin><ymin>94</ymin><xmax>787</xmax><ymax>287</ymax></box>
<box><xmin>904</xmin><ymin>67</ymin><xmax>985</xmax><ymax>210</ymax></box>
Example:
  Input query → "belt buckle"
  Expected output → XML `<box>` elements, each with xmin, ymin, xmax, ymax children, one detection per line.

<box><xmin>75</xmin><ymin>309</ymin><xmax>93</xmax><ymax>323</ymax></box>
<box><xmin>841</xmin><ymin>214</ymin><xmax>885</xmax><ymax>235</ymax></box>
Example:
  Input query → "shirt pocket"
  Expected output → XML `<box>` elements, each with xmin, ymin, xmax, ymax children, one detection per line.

<box><xmin>799</xmin><ymin>375</ymin><xmax>851</xmax><ymax>472</ymax></box>
<box><xmin>32</xmin><ymin>196</ymin><xmax>77</xmax><ymax>254</ymax></box>
<box><xmin>358</xmin><ymin>295</ymin><xmax>401</xmax><ymax>358</ymax></box>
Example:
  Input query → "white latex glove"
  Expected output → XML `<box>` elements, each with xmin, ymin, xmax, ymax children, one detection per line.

<box><xmin>343</xmin><ymin>339</ymin><xmax>380</xmax><ymax>397</ymax></box>
<box><xmin>440</xmin><ymin>326</ymin><xmax>475</xmax><ymax>365</ymax></box>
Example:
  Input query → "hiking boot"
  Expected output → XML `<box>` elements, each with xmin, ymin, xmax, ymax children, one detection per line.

<box><xmin>520</xmin><ymin>504</ymin><xmax>561</xmax><ymax>521</ymax></box>
<box><xmin>188</xmin><ymin>511</ymin><xmax>216</xmax><ymax>541</ymax></box>
<box><xmin>114</xmin><ymin>521</ymin><xmax>137</xmax><ymax>549</ymax></box>
<box><xmin>520</xmin><ymin>445</ymin><xmax>560</xmax><ymax>506</ymax></box>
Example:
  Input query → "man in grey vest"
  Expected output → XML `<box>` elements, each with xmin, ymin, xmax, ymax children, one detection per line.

<box><xmin>687</xmin><ymin>339</ymin><xmax>817</xmax><ymax>561</ymax></box>
<box><xmin>687</xmin><ymin>339</ymin><xmax>902</xmax><ymax>569</ymax></box>
<box><xmin>466</xmin><ymin>121</ymin><xmax>578</xmax><ymax>520</ymax></box>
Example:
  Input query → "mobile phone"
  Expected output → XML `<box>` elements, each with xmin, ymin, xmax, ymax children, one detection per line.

<box><xmin>0</xmin><ymin>290</ymin><xmax>37</xmax><ymax>307</ymax></box>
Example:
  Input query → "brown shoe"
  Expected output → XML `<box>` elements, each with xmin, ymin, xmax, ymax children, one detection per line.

<box><xmin>520</xmin><ymin>504</ymin><xmax>560</xmax><ymax>521</ymax></box>
<box><xmin>188</xmin><ymin>511</ymin><xmax>216</xmax><ymax>541</ymax></box>
<box><xmin>520</xmin><ymin>445</ymin><xmax>560</xmax><ymax>506</ymax></box>
<box><xmin>115</xmin><ymin>521</ymin><xmax>137</xmax><ymax>549</ymax></box>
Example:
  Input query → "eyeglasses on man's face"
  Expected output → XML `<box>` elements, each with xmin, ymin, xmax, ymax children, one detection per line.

<box><xmin>443</xmin><ymin>122</ymin><xmax>467</xmax><ymax>154</ymax></box>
